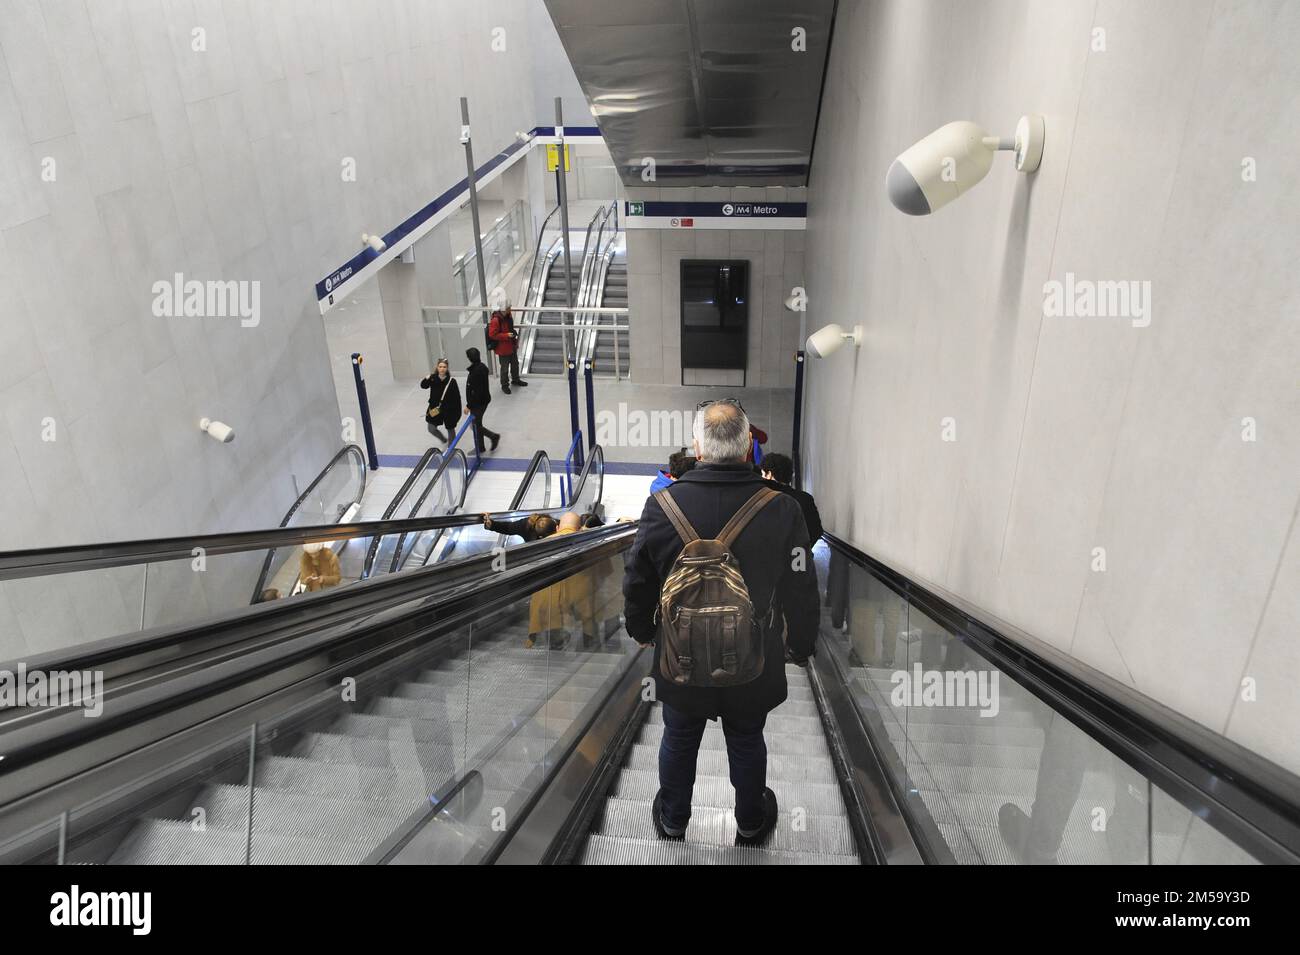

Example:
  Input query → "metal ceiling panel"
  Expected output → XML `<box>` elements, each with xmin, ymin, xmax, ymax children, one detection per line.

<box><xmin>545</xmin><ymin>0</ymin><xmax>836</xmax><ymax>186</ymax></box>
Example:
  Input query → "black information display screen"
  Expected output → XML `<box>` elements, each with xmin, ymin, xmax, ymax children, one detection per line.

<box><xmin>680</xmin><ymin>259</ymin><xmax>749</xmax><ymax>370</ymax></box>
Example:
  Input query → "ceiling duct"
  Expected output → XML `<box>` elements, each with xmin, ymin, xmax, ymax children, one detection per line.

<box><xmin>545</xmin><ymin>0</ymin><xmax>836</xmax><ymax>186</ymax></box>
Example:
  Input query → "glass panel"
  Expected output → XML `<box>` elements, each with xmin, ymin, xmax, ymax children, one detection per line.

<box><xmin>4</xmin><ymin>543</ymin><xmax>639</xmax><ymax>865</ymax></box>
<box><xmin>519</xmin><ymin>457</ymin><xmax>552</xmax><ymax>512</ymax></box>
<box><xmin>1150</xmin><ymin>786</ymin><xmax>1259</xmax><ymax>864</ymax></box>
<box><xmin>367</xmin><ymin>452</ymin><xmax>443</xmax><ymax>578</ymax></box>
<box><xmin>255</xmin><ymin>447</ymin><xmax>366</xmax><ymax>596</ymax></box>
<box><xmin>453</xmin><ymin>199</ymin><xmax>530</xmax><ymax>308</ymax></box>
<box><xmin>390</xmin><ymin>562</ymin><xmax>635</xmax><ymax>863</ymax></box>
<box><xmin>822</xmin><ymin>545</ymin><xmax>1193</xmax><ymax>865</ymax></box>
<box><xmin>568</xmin><ymin>446</ymin><xmax>604</xmax><ymax>519</ymax></box>
<box><xmin>60</xmin><ymin>723</ymin><xmax>258</xmax><ymax>864</ymax></box>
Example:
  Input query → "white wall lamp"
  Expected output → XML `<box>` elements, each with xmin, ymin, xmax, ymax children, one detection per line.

<box><xmin>806</xmin><ymin>323</ymin><xmax>862</xmax><ymax>359</ymax></box>
<box><xmin>361</xmin><ymin>233</ymin><xmax>387</xmax><ymax>254</ymax></box>
<box><xmin>886</xmin><ymin>114</ymin><xmax>1044</xmax><ymax>215</ymax></box>
<box><xmin>199</xmin><ymin>418</ymin><xmax>235</xmax><ymax>443</ymax></box>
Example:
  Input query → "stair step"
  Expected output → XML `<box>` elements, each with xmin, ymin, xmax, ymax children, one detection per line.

<box><xmin>592</xmin><ymin>797</ymin><xmax>858</xmax><ymax>856</ymax></box>
<box><xmin>579</xmin><ymin>833</ymin><xmax>857</xmax><ymax>866</ymax></box>
<box><xmin>623</xmin><ymin>744</ymin><xmax>838</xmax><ymax>785</ymax></box>
<box><xmin>609</xmin><ymin>769</ymin><xmax>848</xmax><ymax>816</ymax></box>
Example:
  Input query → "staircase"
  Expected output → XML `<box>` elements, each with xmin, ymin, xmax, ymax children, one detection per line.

<box><xmin>580</xmin><ymin>664</ymin><xmax>860</xmax><ymax>864</ymax></box>
<box><xmin>107</xmin><ymin>623</ymin><xmax>629</xmax><ymax>864</ymax></box>
<box><xmin>590</xmin><ymin>259</ymin><xmax>629</xmax><ymax>378</ymax></box>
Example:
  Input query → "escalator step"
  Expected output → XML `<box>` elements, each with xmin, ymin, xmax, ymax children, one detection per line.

<box><xmin>579</xmin><ymin>833</ymin><xmax>857</xmax><ymax>866</ymax></box>
<box><xmin>622</xmin><ymin>744</ymin><xmax>839</xmax><ymax>785</ymax></box>
<box><xmin>593</xmin><ymin>796</ymin><xmax>858</xmax><ymax>856</ymax></box>
<box><xmin>608</xmin><ymin>768</ymin><xmax>847</xmax><ymax>815</ymax></box>
<box><xmin>108</xmin><ymin>818</ymin><xmax>376</xmax><ymax>866</ymax></box>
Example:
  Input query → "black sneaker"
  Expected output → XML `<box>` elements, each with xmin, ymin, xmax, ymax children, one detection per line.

<box><xmin>502</xmin><ymin>385</ymin><xmax>511</xmax><ymax>395</ymax></box>
<box><xmin>735</xmin><ymin>788</ymin><xmax>778</xmax><ymax>846</ymax></box>
<box><xmin>512</xmin><ymin>379</ymin><xmax>528</xmax><ymax>387</ymax></box>
<box><xmin>488</xmin><ymin>434</ymin><xmax>499</xmax><ymax>451</ymax></box>
<box><xmin>652</xmin><ymin>791</ymin><xmax>686</xmax><ymax>840</ymax></box>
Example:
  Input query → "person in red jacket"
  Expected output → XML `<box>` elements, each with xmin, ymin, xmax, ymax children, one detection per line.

<box><xmin>488</xmin><ymin>293</ymin><xmax>527</xmax><ymax>394</ymax></box>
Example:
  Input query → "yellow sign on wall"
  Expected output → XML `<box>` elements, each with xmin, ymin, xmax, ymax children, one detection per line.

<box><xmin>545</xmin><ymin>143</ymin><xmax>571</xmax><ymax>172</ymax></box>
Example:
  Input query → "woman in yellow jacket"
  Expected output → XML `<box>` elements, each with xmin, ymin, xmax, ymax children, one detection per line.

<box><xmin>300</xmin><ymin>541</ymin><xmax>342</xmax><ymax>592</ymax></box>
<box><xmin>526</xmin><ymin>513</ymin><xmax>597</xmax><ymax>649</ymax></box>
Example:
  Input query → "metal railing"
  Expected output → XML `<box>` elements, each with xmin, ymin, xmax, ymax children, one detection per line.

<box><xmin>452</xmin><ymin>199</ymin><xmax>530</xmax><ymax>308</ymax></box>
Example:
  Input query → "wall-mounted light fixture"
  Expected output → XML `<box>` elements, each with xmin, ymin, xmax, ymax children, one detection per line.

<box><xmin>199</xmin><ymin>418</ymin><xmax>235</xmax><ymax>443</ymax></box>
<box><xmin>886</xmin><ymin>115</ymin><xmax>1044</xmax><ymax>215</ymax></box>
<box><xmin>806</xmin><ymin>324</ymin><xmax>862</xmax><ymax>359</ymax></box>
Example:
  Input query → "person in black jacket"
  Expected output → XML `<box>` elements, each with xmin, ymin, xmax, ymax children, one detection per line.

<box><xmin>482</xmin><ymin>512</ymin><xmax>557</xmax><ymax>541</ymax></box>
<box><xmin>759</xmin><ymin>452</ymin><xmax>824</xmax><ymax>545</ymax></box>
<box><xmin>623</xmin><ymin>400</ymin><xmax>819</xmax><ymax>846</ymax></box>
<box><xmin>463</xmin><ymin>347</ymin><xmax>500</xmax><ymax>452</ymax></box>
<box><xmin>419</xmin><ymin>358</ymin><xmax>462</xmax><ymax>442</ymax></box>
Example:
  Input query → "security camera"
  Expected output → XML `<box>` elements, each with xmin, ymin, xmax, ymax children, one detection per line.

<box><xmin>886</xmin><ymin>115</ymin><xmax>1044</xmax><ymax>216</ymax></box>
<box><xmin>806</xmin><ymin>324</ymin><xmax>862</xmax><ymax>359</ymax></box>
<box><xmin>361</xmin><ymin>233</ymin><xmax>386</xmax><ymax>253</ymax></box>
<box><xmin>199</xmin><ymin>418</ymin><xmax>235</xmax><ymax>443</ymax></box>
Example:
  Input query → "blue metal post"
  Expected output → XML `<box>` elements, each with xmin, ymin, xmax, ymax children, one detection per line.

<box><xmin>567</xmin><ymin>358</ymin><xmax>583</xmax><ymax>471</ymax></box>
<box><xmin>792</xmin><ymin>349</ymin><xmax>805</xmax><ymax>488</ymax></box>
<box><xmin>583</xmin><ymin>358</ymin><xmax>596</xmax><ymax>450</ymax></box>
<box><xmin>351</xmin><ymin>353</ymin><xmax>380</xmax><ymax>470</ymax></box>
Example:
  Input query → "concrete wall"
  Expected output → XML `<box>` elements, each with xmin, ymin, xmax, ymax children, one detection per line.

<box><xmin>803</xmin><ymin>0</ymin><xmax>1300</xmax><ymax>772</ymax></box>
<box><xmin>0</xmin><ymin>0</ymin><xmax>583</xmax><ymax>657</ymax></box>
<box><xmin>624</xmin><ymin>186</ymin><xmax>807</xmax><ymax>388</ymax></box>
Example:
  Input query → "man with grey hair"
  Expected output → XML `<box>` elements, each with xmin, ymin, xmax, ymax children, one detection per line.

<box><xmin>623</xmin><ymin>398</ymin><xmax>819</xmax><ymax>846</ymax></box>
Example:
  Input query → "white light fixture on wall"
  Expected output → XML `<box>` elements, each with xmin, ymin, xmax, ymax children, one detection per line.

<box><xmin>361</xmin><ymin>233</ymin><xmax>387</xmax><ymax>254</ymax></box>
<box><xmin>886</xmin><ymin>115</ymin><xmax>1044</xmax><ymax>216</ymax></box>
<box><xmin>806</xmin><ymin>324</ymin><xmax>862</xmax><ymax>358</ymax></box>
<box><xmin>199</xmin><ymin>418</ymin><xmax>235</xmax><ymax>443</ymax></box>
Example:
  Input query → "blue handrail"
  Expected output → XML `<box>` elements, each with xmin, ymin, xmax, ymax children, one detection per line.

<box><xmin>562</xmin><ymin>429</ymin><xmax>583</xmax><ymax>506</ymax></box>
<box><xmin>449</xmin><ymin>413</ymin><xmax>481</xmax><ymax>477</ymax></box>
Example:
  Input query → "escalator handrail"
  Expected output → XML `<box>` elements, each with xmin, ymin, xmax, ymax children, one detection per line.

<box><xmin>0</xmin><ymin>445</ymin><xmax>608</xmax><ymax>583</ymax></box>
<box><xmin>821</xmin><ymin>530</ymin><xmax>1300</xmax><ymax>862</ymax></box>
<box><xmin>2</xmin><ymin>520</ymin><xmax>636</xmax><ymax>694</ymax></box>
<box><xmin>387</xmin><ymin>447</ymin><xmax>472</xmax><ymax>574</ymax></box>
<box><xmin>519</xmin><ymin>204</ymin><xmax>561</xmax><ymax>310</ymax></box>
<box><xmin>0</xmin><ymin>524</ymin><xmax>639</xmax><ymax>824</ymax></box>
<box><xmin>358</xmin><ymin>447</ymin><xmax>443</xmax><ymax>578</ymax></box>
<box><xmin>508</xmin><ymin>449</ymin><xmax>552</xmax><ymax>511</ymax></box>
<box><xmin>578</xmin><ymin>225</ymin><xmax>622</xmax><ymax>368</ymax></box>
<box><xmin>248</xmin><ymin>444</ymin><xmax>368</xmax><ymax>603</ymax></box>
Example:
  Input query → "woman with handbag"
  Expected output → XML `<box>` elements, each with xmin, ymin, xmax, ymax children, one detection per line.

<box><xmin>419</xmin><ymin>358</ymin><xmax>461</xmax><ymax>442</ymax></box>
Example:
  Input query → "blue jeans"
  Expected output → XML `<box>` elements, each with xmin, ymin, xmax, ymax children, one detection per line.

<box><xmin>658</xmin><ymin>705</ymin><xmax>768</xmax><ymax>833</ymax></box>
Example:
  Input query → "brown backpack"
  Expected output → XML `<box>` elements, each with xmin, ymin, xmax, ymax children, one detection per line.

<box><xmin>653</xmin><ymin>487</ymin><xmax>782</xmax><ymax>687</ymax></box>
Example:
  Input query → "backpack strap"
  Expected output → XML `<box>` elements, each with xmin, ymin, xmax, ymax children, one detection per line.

<box><xmin>654</xmin><ymin>489</ymin><xmax>699</xmax><ymax>545</ymax></box>
<box><xmin>717</xmin><ymin>488</ymin><xmax>782</xmax><ymax>548</ymax></box>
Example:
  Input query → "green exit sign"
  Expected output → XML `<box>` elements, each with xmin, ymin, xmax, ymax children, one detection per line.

<box><xmin>628</xmin><ymin>201</ymin><xmax>644</xmax><ymax>216</ymax></box>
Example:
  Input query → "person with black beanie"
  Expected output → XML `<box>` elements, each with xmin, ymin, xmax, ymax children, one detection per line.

<box><xmin>463</xmin><ymin>347</ymin><xmax>500</xmax><ymax>452</ymax></box>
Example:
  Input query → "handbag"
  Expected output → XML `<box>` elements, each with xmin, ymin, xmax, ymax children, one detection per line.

<box><xmin>426</xmin><ymin>404</ymin><xmax>441</xmax><ymax>420</ymax></box>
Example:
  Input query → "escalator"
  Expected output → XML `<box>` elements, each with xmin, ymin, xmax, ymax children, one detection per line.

<box><xmin>524</xmin><ymin>240</ymin><xmax>582</xmax><ymax>376</ymax></box>
<box><xmin>587</xmin><ymin>242</ymin><xmax>629</xmax><ymax>378</ymax></box>
<box><xmin>1</xmin><ymin>492</ymin><xmax>1298</xmax><ymax>866</ymax></box>
<box><xmin>576</xmin><ymin>664</ymin><xmax>859</xmax><ymax>864</ymax></box>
